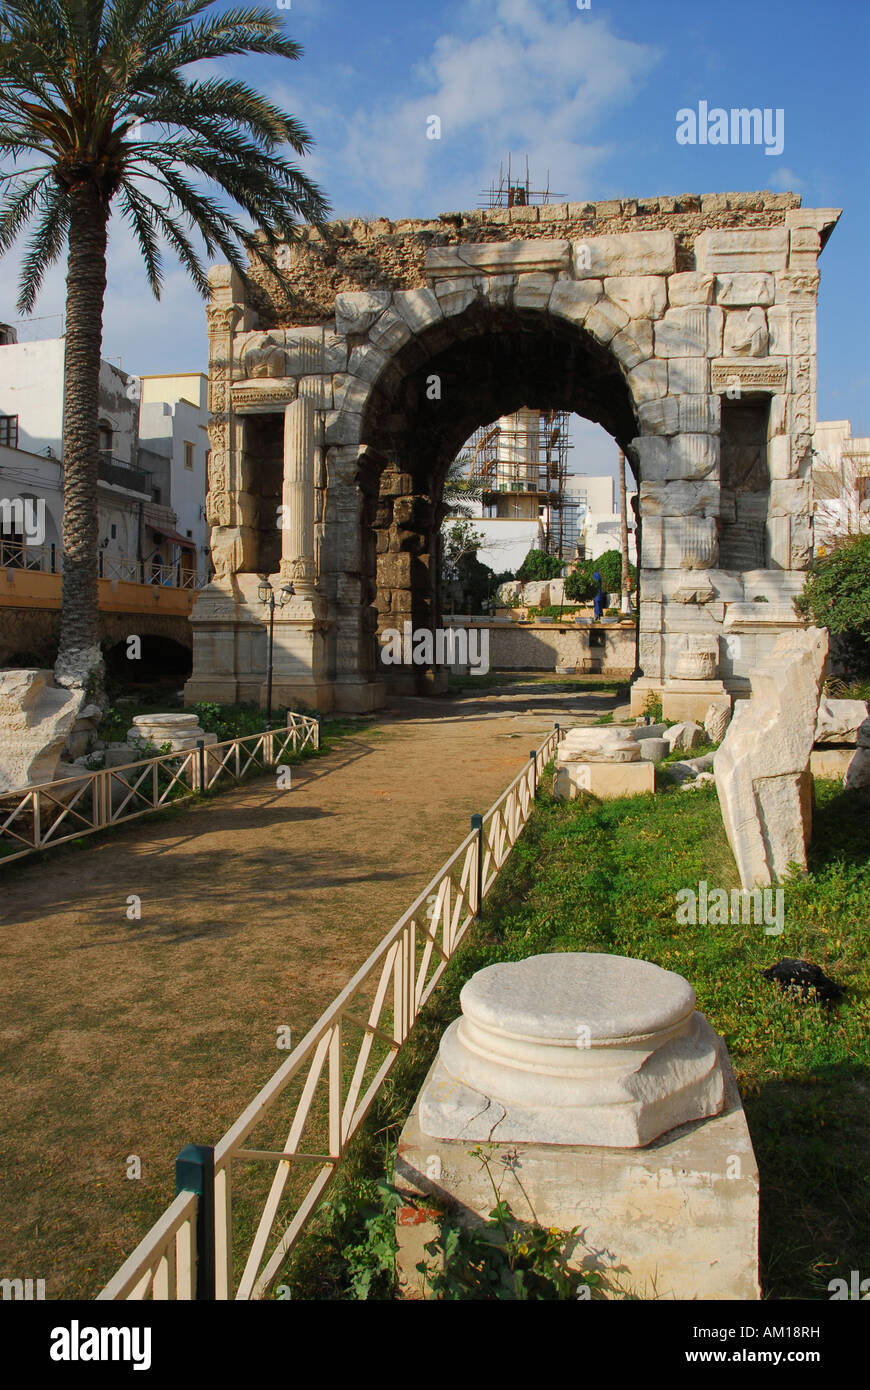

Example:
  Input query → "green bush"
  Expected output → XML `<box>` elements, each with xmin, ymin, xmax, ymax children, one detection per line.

<box><xmin>517</xmin><ymin>548</ymin><xmax>563</xmax><ymax>582</ymax></box>
<box><xmin>564</xmin><ymin>549</ymin><xmax>635</xmax><ymax>602</ymax></box>
<box><xmin>795</xmin><ymin>535</ymin><xmax>870</xmax><ymax>675</ymax></box>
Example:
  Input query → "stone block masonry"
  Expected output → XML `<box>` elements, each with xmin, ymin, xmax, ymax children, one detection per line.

<box><xmin>190</xmin><ymin>191</ymin><xmax>840</xmax><ymax>713</ymax></box>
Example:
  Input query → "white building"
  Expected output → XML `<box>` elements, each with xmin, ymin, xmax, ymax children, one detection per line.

<box><xmin>139</xmin><ymin>373</ymin><xmax>211</xmax><ymax>583</ymax></box>
<box><xmin>0</xmin><ymin>331</ymin><xmax>207</xmax><ymax>584</ymax></box>
<box><xmin>579</xmin><ymin>474</ymin><xmax>638</xmax><ymax>566</ymax></box>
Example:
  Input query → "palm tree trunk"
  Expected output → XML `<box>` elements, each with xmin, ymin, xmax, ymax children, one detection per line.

<box><xmin>55</xmin><ymin>181</ymin><xmax>110</xmax><ymax>698</ymax></box>
<box><xmin>618</xmin><ymin>447</ymin><xmax>630</xmax><ymax>612</ymax></box>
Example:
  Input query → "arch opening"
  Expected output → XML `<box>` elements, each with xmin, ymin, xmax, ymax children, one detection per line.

<box><xmin>357</xmin><ymin>305</ymin><xmax>640</xmax><ymax>690</ymax></box>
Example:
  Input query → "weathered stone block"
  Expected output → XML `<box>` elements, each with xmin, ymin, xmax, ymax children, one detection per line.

<box><xmin>715</xmin><ymin>273</ymin><xmax>774</xmax><ymax>306</ymax></box>
<box><xmin>573</xmin><ymin>230</ymin><xmax>676</xmax><ymax>279</ymax></box>
<box><xmin>584</xmin><ymin>296</ymin><xmax>630</xmax><ymax>344</ymax></box>
<box><xmin>627</xmin><ymin>358</ymin><xmax>668</xmax><ymax>405</ymax></box>
<box><xmin>815</xmin><ymin>699</ymin><xmax>870</xmax><ymax>746</ymax></box>
<box><xmin>640</xmin><ymin>480</ymin><xmax>719</xmax><ymax>516</ymax></box>
<box><xmin>610</xmin><ymin>319</ymin><xmax>654</xmax><ymax>370</ymax></box>
<box><xmin>392</xmin><ymin>287</ymin><xmax>444</xmax><ymax>333</ymax></box>
<box><xmin>655</xmin><ymin>307</ymin><xmax>724</xmax><ymax>358</ymax></box>
<box><xmin>603</xmin><ymin>275</ymin><xmax>667</xmax><ymax>320</ymax></box>
<box><xmin>723</xmin><ymin>307</ymin><xmax>768</xmax><ymax>357</ymax></box>
<box><xmin>695</xmin><ymin>228</ymin><xmax>789</xmax><ymax>273</ymax></box>
<box><xmin>432</xmin><ymin>276</ymin><xmax>481</xmax><ymax>316</ymax></box>
<box><xmin>667</xmin><ymin>272</ymin><xmax>716</xmax><ymax>307</ymax></box>
<box><xmin>637</xmin><ymin>398</ymin><xmax>679</xmax><ymax>435</ymax></box>
<box><xmin>0</xmin><ymin>670</ymin><xmax>84</xmax><ymax>793</ymax></box>
<box><xmin>334</xmin><ymin>290</ymin><xmax>391</xmax><ymax>336</ymax></box>
<box><xmin>549</xmin><ymin>279</ymin><xmax>602</xmax><ymax>326</ymax></box>
<box><xmin>426</xmin><ymin>240</ymin><xmax>569</xmax><ymax>278</ymax></box>
<box><xmin>366</xmin><ymin>308</ymin><xmax>412</xmax><ymax>354</ymax></box>
<box><xmin>668</xmin><ymin>357</ymin><xmax>709</xmax><ymax>394</ymax></box>
<box><xmin>347</xmin><ymin>343</ymin><xmax>389</xmax><ymax>384</ymax></box>
<box><xmin>513</xmin><ymin>272</ymin><xmax>556</xmax><ymax>310</ymax></box>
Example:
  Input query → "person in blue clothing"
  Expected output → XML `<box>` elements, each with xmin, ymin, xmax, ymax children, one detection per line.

<box><xmin>592</xmin><ymin>570</ymin><xmax>604</xmax><ymax>619</ymax></box>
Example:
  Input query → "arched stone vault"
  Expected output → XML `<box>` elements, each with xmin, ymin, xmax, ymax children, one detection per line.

<box><xmin>186</xmin><ymin>191</ymin><xmax>841</xmax><ymax>714</ymax></box>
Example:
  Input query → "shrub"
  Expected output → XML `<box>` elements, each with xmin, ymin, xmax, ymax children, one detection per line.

<box><xmin>565</xmin><ymin>550</ymin><xmax>635</xmax><ymax>602</ymax></box>
<box><xmin>517</xmin><ymin>549</ymin><xmax>563</xmax><ymax>582</ymax></box>
<box><xmin>795</xmin><ymin>535</ymin><xmax>870</xmax><ymax>675</ymax></box>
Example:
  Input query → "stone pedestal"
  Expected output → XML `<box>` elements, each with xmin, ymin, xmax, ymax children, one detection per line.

<box><xmin>396</xmin><ymin>1053</ymin><xmax>759</xmax><ymax>1301</ymax></box>
<box><xmin>395</xmin><ymin>953</ymin><xmax>759</xmax><ymax>1300</ymax></box>
<box><xmin>554</xmin><ymin>726</ymin><xmax>655</xmax><ymax>800</ymax></box>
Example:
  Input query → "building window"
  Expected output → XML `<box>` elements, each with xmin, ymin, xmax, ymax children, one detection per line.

<box><xmin>110</xmin><ymin>524</ymin><xmax>116</xmax><ymax>539</ymax></box>
<box><xmin>98</xmin><ymin>421</ymin><xmax>113</xmax><ymax>454</ymax></box>
<box><xmin>0</xmin><ymin>414</ymin><xmax>19</xmax><ymax>448</ymax></box>
<box><xmin>184</xmin><ymin>441</ymin><xmax>195</xmax><ymax>470</ymax></box>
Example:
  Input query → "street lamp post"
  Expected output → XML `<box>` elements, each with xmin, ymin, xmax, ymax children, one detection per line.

<box><xmin>257</xmin><ymin>576</ymin><xmax>295</xmax><ymax>730</ymax></box>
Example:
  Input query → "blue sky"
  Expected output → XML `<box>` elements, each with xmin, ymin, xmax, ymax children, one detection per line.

<box><xmin>1</xmin><ymin>0</ymin><xmax>867</xmax><ymax>469</ymax></box>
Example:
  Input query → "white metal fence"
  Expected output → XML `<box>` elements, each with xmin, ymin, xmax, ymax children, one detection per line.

<box><xmin>0</xmin><ymin>715</ymin><xmax>320</xmax><ymax>866</ymax></box>
<box><xmin>98</xmin><ymin>726</ymin><xmax>563</xmax><ymax>1301</ymax></box>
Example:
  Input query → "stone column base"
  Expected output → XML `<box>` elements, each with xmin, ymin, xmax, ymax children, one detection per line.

<box><xmin>662</xmin><ymin>679</ymin><xmax>730</xmax><ymax>723</ymax></box>
<box><xmin>395</xmin><ymin>1047</ymin><xmax>760</xmax><ymax>1301</ymax></box>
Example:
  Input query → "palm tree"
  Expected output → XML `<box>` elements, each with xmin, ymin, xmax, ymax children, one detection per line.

<box><xmin>0</xmin><ymin>0</ymin><xmax>328</xmax><ymax>698</ymax></box>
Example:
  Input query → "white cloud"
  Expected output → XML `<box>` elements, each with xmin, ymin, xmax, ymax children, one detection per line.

<box><xmin>768</xmin><ymin>166</ymin><xmax>805</xmax><ymax>193</ymax></box>
<box><xmin>292</xmin><ymin>0</ymin><xmax>661</xmax><ymax>216</ymax></box>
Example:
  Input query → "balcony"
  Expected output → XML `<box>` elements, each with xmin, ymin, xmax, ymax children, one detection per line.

<box><xmin>98</xmin><ymin>452</ymin><xmax>152</xmax><ymax>495</ymax></box>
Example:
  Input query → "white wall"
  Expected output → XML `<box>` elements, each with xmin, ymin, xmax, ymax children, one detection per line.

<box><xmin>0</xmin><ymin>339</ymin><xmax>65</xmax><ymax>456</ymax></box>
<box><xmin>139</xmin><ymin>374</ymin><xmax>210</xmax><ymax>575</ymax></box>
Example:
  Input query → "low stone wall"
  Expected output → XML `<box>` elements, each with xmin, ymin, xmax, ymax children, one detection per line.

<box><xmin>0</xmin><ymin>607</ymin><xmax>192</xmax><ymax>666</ymax></box>
<box><xmin>445</xmin><ymin>620</ymin><xmax>636</xmax><ymax>676</ymax></box>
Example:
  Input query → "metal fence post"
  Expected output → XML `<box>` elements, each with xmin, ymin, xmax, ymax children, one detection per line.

<box><xmin>529</xmin><ymin>749</ymin><xmax>537</xmax><ymax>796</ymax></box>
<box><xmin>175</xmin><ymin>1144</ymin><xmax>216</xmax><ymax>1301</ymax></box>
<box><xmin>471</xmin><ymin>813</ymin><xmax>483</xmax><ymax>913</ymax></box>
<box><xmin>315</xmin><ymin>714</ymin><xmax>322</xmax><ymax>750</ymax></box>
<box><xmin>197</xmin><ymin>739</ymin><xmax>205</xmax><ymax>794</ymax></box>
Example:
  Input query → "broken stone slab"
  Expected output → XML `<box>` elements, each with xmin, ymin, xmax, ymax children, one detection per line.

<box><xmin>631</xmin><ymin>722</ymin><xmax>667</xmax><ymax>740</ymax></box>
<box><xmin>665</xmin><ymin>721</ymin><xmax>705</xmax><ymax>753</ymax></box>
<box><xmin>558</xmin><ymin>726</ymin><xmax>641</xmax><ymax>762</ymax></box>
<box><xmin>704</xmin><ymin>702</ymin><xmax>732</xmax><ymax>743</ymax></box>
<box><xmin>714</xmin><ymin>627</ymin><xmax>828</xmax><ymax>888</ymax></box>
<box><xmin>0</xmin><ymin>669</ymin><xmax>84</xmax><ymax>793</ymax></box>
<box><xmin>418</xmin><ymin>953</ymin><xmax>726</xmax><ymax>1148</ymax></box>
<box><xmin>680</xmin><ymin>771</ymin><xmax>716</xmax><ymax>791</ymax></box>
<box><xmin>814</xmin><ymin>698</ymin><xmax>870</xmax><ymax>746</ymax></box>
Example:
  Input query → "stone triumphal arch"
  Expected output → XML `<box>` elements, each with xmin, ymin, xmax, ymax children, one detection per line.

<box><xmin>184</xmin><ymin>191</ymin><xmax>840</xmax><ymax>714</ymax></box>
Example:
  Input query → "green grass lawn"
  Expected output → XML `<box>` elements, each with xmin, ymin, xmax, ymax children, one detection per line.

<box><xmin>287</xmin><ymin>774</ymin><xmax>870</xmax><ymax>1300</ymax></box>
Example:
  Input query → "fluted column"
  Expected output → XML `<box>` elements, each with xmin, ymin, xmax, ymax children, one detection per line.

<box><xmin>281</xmin><ymin>396</ymin><xmax>316</xmax><ymax>593</ymax></box>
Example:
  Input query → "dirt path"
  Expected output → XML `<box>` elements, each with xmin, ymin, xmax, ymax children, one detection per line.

<box><xmin>0</xmin><ymin>685</ymin><xmax>618</xmax><ymax>1297</ymax></box>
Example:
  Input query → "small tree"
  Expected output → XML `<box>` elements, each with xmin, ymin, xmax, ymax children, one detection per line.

<box><xmin>565</xmin><ymin>549</ymin><xmax>635</xmax><ymax>603</ymax></box>
<box><xmin>517</xmin><ymin>549</ymin><xmax>563</xmax><ymax>582</ymax></box>
<box><xmin>794</xmin><ymin>534</ymin><xmax>870</xmax><ymax>675</ymax></box>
